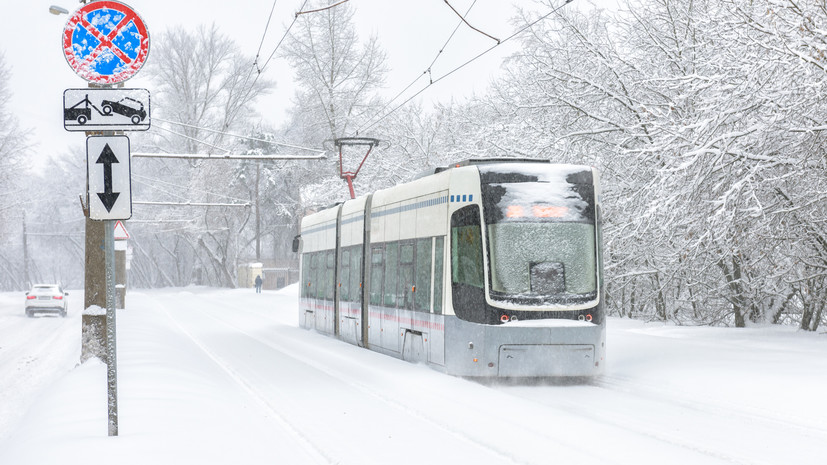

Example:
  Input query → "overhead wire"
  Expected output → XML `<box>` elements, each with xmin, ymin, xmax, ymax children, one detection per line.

<box><xmin>152</xmin><ymin>124</ymin><xmax>232</xmax><ymax>154</ymax></box>
<box><xmin>255</xmin><ymin>0</ymin><xmax>280</xmax><ymax>65</ymax></box>
<box><xmin>295</xmin><ymin>0</ymin><xmax>350</xmax><ymax>17</ymax></box>
<box><xmin>132</xmin><ymin>176</ymin><xmax>192</xmax><ymax>203</ymax></box>
<box><xmin>223</xmin><ymin>0</ymin><xmax>310</xmax><ymax>136</ymax></box>
<box><xmin>167</xmin><ymin>0</ymin><xmax>342</xmax><ymax>155</ymax></box>
<box><xmin>443</xmin><ymin>0</ymin><xmax>499</xmax><ymax>44</ymax></box>
<box><xmin>355</xmin><ymin>0</ymin><xmax>576</xmax><ymax>136</ymax></box>
<box><xmin>153</xmin><ymin>117</ymin><xmax>324</xmax><ymax>154</ymax></box>
<box><xmin>237</xmin><ymin>0</ymin><xmax>279</xmax><ymax>108</ymax></box>
<box><xmin>258</xmin><ymin>0</ymin><xmax>309</xmax><ymax>74</ymax></box>
<box><xmin>133</xmin><ymin>173</ymin><xmax>252</xmax><ymax>204</ymax></box>
<box><xmin>149</xmin><ymin>120</ymin><xmax>323</xmax><ymax>158</ymax></box>
<box><xmin>132</xmin><ymin>175</ymin><xmax>251</xmax><ymax>209</ymax></box>
<box><xmin>357</xmin><ymin>0</ymin><xmax>479</xmax><ymax>135</ymax></box>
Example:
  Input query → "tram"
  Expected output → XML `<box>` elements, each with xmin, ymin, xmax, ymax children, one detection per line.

<box><xmin>294</xmin><ymin>159</ymin><xmax>605</xmax><ymax>377</ymax></box>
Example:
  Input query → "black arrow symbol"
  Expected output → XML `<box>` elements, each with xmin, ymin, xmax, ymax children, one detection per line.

<box><xmin>96</xmin><ymin>143</ymin><xmax>120</xmax><ymax>212</ymax></box>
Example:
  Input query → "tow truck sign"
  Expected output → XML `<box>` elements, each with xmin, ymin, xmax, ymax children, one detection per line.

<box><xmin>63</xmin><ymin>88</ymin><xmax>150</xmax><ymax>132</ymax></box>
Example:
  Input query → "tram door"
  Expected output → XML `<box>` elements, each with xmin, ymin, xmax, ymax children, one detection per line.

<box><xmin>381</xmin><ymin>242</ymin><xmax>400</xmax><ymax>352</ymax></box>
<box><xmin>338</xmin><ymin>247</ymin><xmax>362</xmax><ymax>345</ymax></box>
<box><xmin>367</xmin><ymin>246</ymin><xmax>384</xmax><ymax>349</ymax></box>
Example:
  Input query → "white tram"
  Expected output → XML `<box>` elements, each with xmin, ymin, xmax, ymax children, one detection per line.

<box><xmin>294</xmin><ymin>159</ymin><xmax>605</xmax><ymax>377</ymax></box>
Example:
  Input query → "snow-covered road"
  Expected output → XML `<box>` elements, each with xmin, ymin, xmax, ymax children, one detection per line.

<box><xmin>1</xmin><ymin>286</ymin><xmax>825</xmax><ymax>464</ymax></box>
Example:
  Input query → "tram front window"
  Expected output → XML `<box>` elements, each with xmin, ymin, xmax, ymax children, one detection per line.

<box><xmin>487</xmin><ymin>222</ymin><xmax>596</xmax><ymax>302</ymax></box>
<box><xmin>480</xmin><ymin>164</ymin><xmax>598</xmax><ymax>305</ymax></box>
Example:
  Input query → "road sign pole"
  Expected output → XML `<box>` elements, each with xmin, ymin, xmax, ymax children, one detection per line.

<box><xmin>63</xmin><ymin>0</ymin><xmax>148</xmax><ymax>437</ymax></box>
<box><xmin>104</xmin><ymin>218</ymin><xmax>118</xmax><ymax>436</ymax></box>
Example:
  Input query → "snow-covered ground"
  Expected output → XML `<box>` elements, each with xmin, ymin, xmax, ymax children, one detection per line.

<box><xmin>0</xmin><ymin>285</ymin><xmax>825</xmax><ymax>464</ymax></box>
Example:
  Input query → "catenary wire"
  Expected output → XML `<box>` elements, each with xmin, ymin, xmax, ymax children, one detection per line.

<box><xmin>237</xmin><ymin>0</ymin><xmax>279</xmax><ymax>106</ymax></box>
<box><xmin>133</xmin><ymin>173</ymin><xmax>252</xmax><ymax>204</ymax></box>
<box><xmin>255</xmin><ymin>0</ymin><xmax>280</xmax><ymax>66</ymax></box>
<box><xmin>152</xmin><ymin>124</ymin><xmax>232</xmax><ymax>154</ymax></box>
<box><xmin>355</xmin><ymin>0</ymin><xmax>576</xmax><ymax>136</ymax></box>
<box><xmin>295</xmin><ymin>0</ymin><xmax>350</xmax><ymax>17</ymax></box>
<box><xmin>153</xmin><ymin>117</ymin><xmax>324</xmax><ymax>154</ymax></box>
<box><xmin>443</xmin><ymin>0</ymin><xmax>499</xmax><ymax>44</ymax></box>
<box><xmin>224</xmin><ymin>0</ymin><xmax>309</xmax><ymax>132</ymax></box>
<box><xmin>357</xmin><ymin>0</ymin><xmax>478</xmax><ymax>134</ymax></box>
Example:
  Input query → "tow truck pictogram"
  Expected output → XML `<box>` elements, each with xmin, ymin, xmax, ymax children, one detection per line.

<box><xmin>64</xmin><ymin>94</ymin><xmax>106</xmax><ymax>125</ymax></box>
<box><xmin>64</xmin><ymin>95</ymin><xmax>147</xmax><ymax>125</ymax></box>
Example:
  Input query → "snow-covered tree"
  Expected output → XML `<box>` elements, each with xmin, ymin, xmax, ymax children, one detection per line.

<box><xmin>130</xmin><ymin>25</ymin><xmax>275</xmax><ymax>288</ymax></box>
<box><xmin>281</xmin><ymin>1</ymin><xmax>388</xmax><ymax>206</ymax></box>
<box><xmin>0</xmin><ymin>53</ymin><xmax>31</xmax><ymax>290</ymax></box>
<box><xmin>453</xmin><ymin>0</ymin><xmax>826</xmax><ymax>329</ymax></box>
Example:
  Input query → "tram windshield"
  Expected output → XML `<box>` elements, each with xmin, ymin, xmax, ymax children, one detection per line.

<box><xmin>480</xmin><ymin>164</ymin><xmax>598</xmax><ymax>306</ymax></box>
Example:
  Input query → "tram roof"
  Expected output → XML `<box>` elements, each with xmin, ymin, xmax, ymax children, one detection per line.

<box><xmin>413</xmin><ymin>158</ymin><xmax>553</xmax><ymax>180</ymax></box>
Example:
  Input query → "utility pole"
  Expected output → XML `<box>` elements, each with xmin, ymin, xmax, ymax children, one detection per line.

<box><xmin>255</xmin><ymin>162</ymin><xmax>261</xmax><ymax>260</ymax></box>
<box><xmin>82</xmin><ymin>211</ymin><xmax>108</xmax><ymax>361</ymax></box>
<box><xmin>22</xmin><ymin>211</ymin><xmax>29</xmax><ymax>288</ymax></box>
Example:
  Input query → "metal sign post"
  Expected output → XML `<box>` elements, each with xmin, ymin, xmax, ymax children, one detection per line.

<box><xmin>87</xmin><ymin>136</ymin><xmax>131</xmax><ymax>437</ymax></box>
<box><xmin>62</xmin><ymin>0</ymin><xmax>150</xmax><ymax>438</ymax></box>
<box><xmin>104</xmin><ymin>218</ymin><xmax>118</xmax><ymax>436</ymax></box>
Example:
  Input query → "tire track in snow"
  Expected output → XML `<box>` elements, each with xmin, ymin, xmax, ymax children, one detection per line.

<box><xmin>500</xmin><ymin>374</ymin><xmax>818</xmax><ymax>465</ymax></box>
<box><xmin>595</xmin><ymin>373</ymin><xmax>827</xmax><ymax>439</ymax></box>
<box><xmin>188</xmin><ymin>306</ymin><xmax>537</xmax><ymax>465</ymax></box>
<box><xmin>191</xmin><ymin>301</ymin><xmax>658</xmax><ymax>465</ymax></box>
<box><xmin>0</xmin><ymin>310</ymin><xmax>81</xmax><ymax>439</ymax></box>
<box><xmin>146</xmin><ymin>295</ymin><xmax>335</xmax><ymax>465</ymax></box>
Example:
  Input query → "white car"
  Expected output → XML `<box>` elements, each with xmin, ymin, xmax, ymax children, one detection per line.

<box><xmin>25</xmin><ymin>284</ymin><xmax>69</xmax><ymax>318</ymax></box>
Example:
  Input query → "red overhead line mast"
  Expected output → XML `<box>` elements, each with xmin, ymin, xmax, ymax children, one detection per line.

<box><xmin>335</xmin><ymin>137</ymin><xmax>380</xmax><ymax>199</ymax></box>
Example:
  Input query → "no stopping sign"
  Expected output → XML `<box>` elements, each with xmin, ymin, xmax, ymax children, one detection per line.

<box><xmin>62</xmin><ymin>1</ymin><xmax>149</xmax><ymax>84</ymax></box>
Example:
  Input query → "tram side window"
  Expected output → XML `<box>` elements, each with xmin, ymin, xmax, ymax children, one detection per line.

<box><xmin>414</xmin><ymin>238</ymin><xmax>432</xmax><ymax>312</ymax></box>
<box><xmin>398</xmin><ymin>242</ymin><xmax>415</xmax><ymax>310</ymax></box>
<box><xmin>301</xmin><ymin>253</ymin><xmax>309</xmax><ymax>298</ymax></box>
<box><xmin>315</xmin><ymin>253</ymin><xmax>326</xmax><ymax>299</ymax></box>
<box><xmin>326</xmin><ymin>251</ymin><xmax>335</xmax><ymax>300</ymax></box>
<box><xmin>451</xmin><ymin>205</ymin><xmax>484</xmax><ymax>288</ymax></box>
<box><xmin>384</xmin><ymin>242</ymin><xmax>399</xmax><ymax>307</ymax></box>
<box><xmin>310</xmin><ymin>253</ymin><xmax>317</xmax><ymax>298</ymax></box>
<box><xmin>351</xmin><ymin>245</ymin><xmax>362</xmax><ymax>302</ymax></box>
<box><xmin>433</xmin><ymin>237</ymin><xmax>444</xmax><ymax>314</ymax></box>
<box><xmin>369</xmin><ymin>246</ymin><xmax>384</xmax><ymax>305</ymax></box>
<box><xmin>340</xmin><ymin>249</ymin><xmax>351</xmax><ymax>302</ymax></box>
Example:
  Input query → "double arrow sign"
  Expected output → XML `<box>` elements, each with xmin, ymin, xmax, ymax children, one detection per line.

<box><xmin>87</xmin><ymin>136</ymin><xmax>132</xmax><ymax>220</ymax></box>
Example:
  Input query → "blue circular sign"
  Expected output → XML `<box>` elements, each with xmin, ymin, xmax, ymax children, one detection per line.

<box><xmin>62</xmin><ymin>1</ymin><xmax>150</xmax><ymax>84</ymax></box>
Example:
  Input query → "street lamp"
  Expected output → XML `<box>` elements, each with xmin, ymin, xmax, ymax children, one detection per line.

<box><xmin>49</xmin><ymin>5</ymin><xmax>69</xmax><ymax>15</ymax></box>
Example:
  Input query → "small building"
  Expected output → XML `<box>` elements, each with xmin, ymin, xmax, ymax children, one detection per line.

<box><xmin>237</xmin><ymin>263</ymin><xmax>263</xmax><ymax>289</ymax></box>
<box><xmin>262</xmin><ymin>267</ymin><xmax>291</xmax><ymax>290</ymax></box>
<box><xmin>237</xmin><ymin>258</ymin><xmax>299</xmax><ymax>290</ymax></box>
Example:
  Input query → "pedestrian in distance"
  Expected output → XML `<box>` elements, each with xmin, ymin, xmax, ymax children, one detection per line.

<box><xmin>254</xmin><ymin>275</ymin><xmax>263</xmax><ymax>294</ymax></box>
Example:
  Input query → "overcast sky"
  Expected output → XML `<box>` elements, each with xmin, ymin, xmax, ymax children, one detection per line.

<box><xmin>0</xmin><ymin>0</ymin><xmax>615</xmax><ymax>158</ymax></box>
